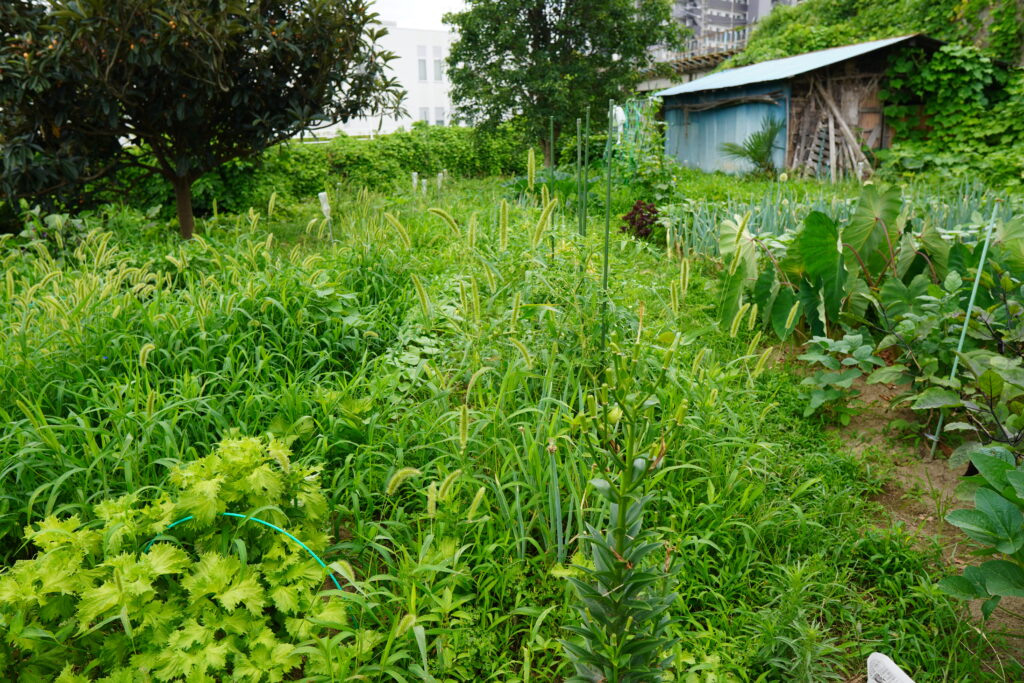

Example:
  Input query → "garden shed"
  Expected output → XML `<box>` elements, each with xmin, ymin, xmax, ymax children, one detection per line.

<box><xmin>654</xmin><ymin>34</ymin><xmax>942</xmax><ymax>178</ymax></box>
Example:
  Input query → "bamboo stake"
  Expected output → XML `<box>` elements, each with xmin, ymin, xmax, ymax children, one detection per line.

<box><xmin>814</xmin><ymin>81</ymin><xmax>872</xmax><ymax>174</ymax></box>
<box><xmin>600</xmin><ymin>101</ymin><xmax>614</xmax><ymax>354</ymax></box>
<box><xmin>828</xmin><ymin>115</ymin><xmax>836</xmax><ymax>184</ymax></box>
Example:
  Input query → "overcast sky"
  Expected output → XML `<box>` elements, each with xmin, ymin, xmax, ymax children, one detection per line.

<box><xmin>371</xmin><ymin>0</ymin><xmax>467</xmax><ymax>30</ymax></box>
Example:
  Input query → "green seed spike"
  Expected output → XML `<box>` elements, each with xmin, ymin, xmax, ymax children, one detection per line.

<box><xmin>752</xmin><ymin>346</ymin><xmax>774</xmax><ymax>378</ymax></box>
<box><xmin>510</xmin><ymin>338</ymin><xmax>533</xmax><ymax>368</ymax></box>
<box><xmin>439</xmin><ymin>468</ymin><xmax>463</xmax><ymax>501</ymax></box>
<box><xmin>745</xmin><ymin>331</ymin><xmax>762</xmax><ymax>357</ymax></box>
<box><xmin>466</xmin><ymin>486</ymin><xmax>486</xmax><ymax>522</ymax></box>
<box><xmin>427</xmin><ymin>207</ymin><xmax>459</xmax><ymax>235</ymax></box>
<box><xmin>729</xmin><ymin>303</ymin><xmax>750</xmax><ymax>338</ymax></box>
<box><xmin>747</xmin><ymin>303</ymin><xmax>759</xmax><ymax>331</ymax></box>
<box><xmin>410</xmin><ymin>274</ymin><xmax>431</xmax><ymax>319</ymax></box>
<box><xmin>458</xmin><ymin>404</ymin><xmax>469</xmax><ymax>453</ymax></box>
<box><xmin>669</xmin><ymin>280</ymin><xmax>679</xmax><ymax>316</ymax></box>
<box><xmin>531</xmin><ymin>198</ymin><xmax>558</xmax><ymax>250</ymax></box>
<box><xmin>527</xmin><ymin>148</ymin><xmax>536</xmax><ymax>193</ymax></box>
<box><xmin>541</xmin><ymin>184</ymin><xmax>550</xmax><ymax>209</ymax></box>
<box><xmin>467</xmin><ymin>213</ymin><xmax>477</xmax><ymax>251</ymax></box>
<box><xmin>510</xmin><ymin>291</ymin><xmax>522</xmax><ymax>327</ymax></box>
<box><xmin>471</xmin><ymin>277</ymin><xmax>481</xmax><ymax>325</ymax></box>
<box><xmin>383</xmin><ymin>212</ymin><xmax>412</xmax><ymax>249</ymax></box>
<box><xmin>499</xmin><ymin>199</ymin><xmax>510</xmax><ymax>251</ymax></box>
<box><xmin>386</xmin><ymin>467</ymin><xmax>422</xmax><ymax>496</ymax></box>
<box><xmin>784</xmin><ymin>300</ymin><xmax>801</xmax><ymax>332</ymax></box>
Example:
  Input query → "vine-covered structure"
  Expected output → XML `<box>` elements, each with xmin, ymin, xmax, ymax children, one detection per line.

<box><xmin>655</xmin><ymin>34</ymin><xmax>941</xmax><ymax>178</ymax></box>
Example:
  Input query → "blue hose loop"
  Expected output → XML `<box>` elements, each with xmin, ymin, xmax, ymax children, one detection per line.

<box><xmin>142</xmin><ymin>512</ymin><xmax>343</xmax><ymax>591</ymax></box>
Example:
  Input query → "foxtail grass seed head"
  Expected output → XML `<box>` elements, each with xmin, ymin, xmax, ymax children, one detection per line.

<box><xmin>467</xmin><ymin>213</ymin><xmax>477</xmax><ymax>250</ymax></box>
<box><xmin>511</xmin><ymin>292</ymin><xmax>522</xmax><ymax>327</ymax></box>
<box><xmin>541</xmin><ymin>184</ymin><xmax>550</xmax><ymax>208</ymax></box>
<box><xmin>428</xmin><ymin>207</ymin><xmax>459</xmax><ymax>235</ymax></box>
<box><xmin>747</xmin><ymin>303</ymin><xmax>758</xmax><ymax>330</ymax></box>
<box><xmin>707</xmin><ymin>387</ymin><xmax>718</xmax><ymax>406</ymax></box>
<box><xmin>527</xmin><ymin>149</ymin><xmax>536</xmax><ymax>192</ymax></box>
<box><xmin>397</xmin><ymin>613</ymin><xmax>417</xmax><ymax>637</ymax></box>
<box><xmin>510</xmin><ymin>338</ymin><xmax>532</xmax><ymax>368</ymax></box>
<box><xmin>386</xmin><ymin>467</ymin><xmax>422</xmax><ymax>496</ymax></box>
<box><xmin>467</xmin><ymin>486</ymin><xmax>486</xmax><ymax>522</ymax></box>
<box><xmin>459</xmin><ymin>405</ymin><xmax>469</xmax><ymax>453</ymax></box>
<box><xmin>745</xmin><ymin>331</ymin><xmax>763</xmax><ymax>356</ymax></box>
<box><xmin>691</xmin><ymin>347</ymin><xmax>707</xmax><ymax>376</ymax></box>
<box><xmin>753</xmin><ymin>346</ymin><xmax>774</xmax><ymax>378</ymax></box>
<box><xmin>439</xmin><ymin>468</ymin><xmax>463</xmax><ymax>501</ymax></box>
<box><xmin>729</xmin><ymin>303</ymin><xmax>750</xmax><ymax>338</ymax></box>
<box><xmin>466</xmin><ymin>367</ymin><xmax>491</xmax><ymax>403</ymax></box>
<box><xmin>669</xmin><ymin>280</ymin><xmax>679</xmax><ymax>315</ymax></box>
<box><xmin>531</xmin><ymin>199</ymin><xmax>558</xmax><ymax>250</ymax></box>
<box><xmin>674</xmin><ymin>399</ymin><xmax>689</xmax><ymax>425</ymax></box>
<box><xmin>499</xmin><ymin>199</ymin><xmax>510</xmax><ymax>251</ymax></box>
<box><xmin>384</xmin><ymin>212</ymin><xmax>412</xmax><ymax>249</ymax></box>
<box><xmin>427</xmin><ymin>482</ymin><xmax>438</xmax><ymax>518</ymax></box>
<box><xmin>784</xmin><ymin>301</ymin><xmax>801</xmax><ymax>332</ymax></box>
<box><xmin>680</xmin><ymin>257</ymin><xmax>690</xmax><ymax>300</ymax></box>
<box><xmin>410</xmin><ymin>274</ymin><xmax>431</xmax><ymax>319</ymax></box>
<box><xmin>138</xmin><ymin>343</ymin><xmax>156</xmax><ymax>369</ymax></box>
<box><xmin>267</xmin><ymin>191</ymin><xmax>278</xmax><ymax>219</ymax></box>
<box><xmin>470</xmin><ymin>277</ymin><xmax>481</xmax><ymax>324</ymax></box>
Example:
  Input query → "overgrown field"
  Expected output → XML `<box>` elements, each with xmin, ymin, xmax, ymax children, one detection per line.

<box><xmin>0</xmin><ymin>177</ymin><xmax>1019</xmax><ymax>680</ymax></box>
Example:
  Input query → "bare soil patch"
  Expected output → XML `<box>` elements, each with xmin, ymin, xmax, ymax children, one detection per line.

<box><xmin>835</xmin><ymin>379</ymin><xmax>1024</xmax><ymax>676</ymax></box>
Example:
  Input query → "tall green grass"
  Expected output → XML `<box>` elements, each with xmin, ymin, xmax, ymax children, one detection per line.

<box><xmin>0</xmin><ymin>177</ymin><xmax>1018</xmax><ymax>680</ymax></box>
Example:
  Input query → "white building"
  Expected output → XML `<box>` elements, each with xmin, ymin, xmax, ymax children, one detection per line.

<box><xmin>318</xmin><ymin>22</ymin><xmax>455</xmax><ymax>137</ymax></box>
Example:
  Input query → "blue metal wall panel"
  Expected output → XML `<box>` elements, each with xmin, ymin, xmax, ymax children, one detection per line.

<box><xmin>664</xmin><ymin>81</ymin><xmax>789</xmax><ymax>174</ymax></box>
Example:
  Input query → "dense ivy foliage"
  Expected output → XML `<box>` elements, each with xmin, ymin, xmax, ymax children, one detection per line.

<box><xmin>881</xmin><ymin>47</ymin><xmax>1024</xmax><ymax>186</ymax></box>
<box><xmin>729</xmin><ymin>0</ymin><xmax>1024</xmax><ymax>68</ymax></box>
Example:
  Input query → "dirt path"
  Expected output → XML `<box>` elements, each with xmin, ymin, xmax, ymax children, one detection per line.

<box><xmin>836</xmin><ymin>380</ymin><xmax>1024</xmax><ymax>678</ymax></box>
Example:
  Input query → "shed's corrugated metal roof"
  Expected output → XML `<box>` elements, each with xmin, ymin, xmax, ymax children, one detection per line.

<box><xmin>655</xmin><ymin>34</ymin><xmax>918</xmax><ymax>98</ymax></box>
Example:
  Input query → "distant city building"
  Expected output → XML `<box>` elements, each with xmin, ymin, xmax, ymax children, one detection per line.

<box><xmin>315</xmin><ymin>22</ymin><xmax>454</xmax><ymax>137</ymax></box>
<box><xmin>673</xmin><ymin>0</ymin><xmax>800</xmax><ymax>35</ymax></box>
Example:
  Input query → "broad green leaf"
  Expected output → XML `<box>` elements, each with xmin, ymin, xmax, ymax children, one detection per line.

<box><xmin>974</xmin><ymin>488</ymin><xmax>1024</xmax><ymax>554</ymax></box>
<box><xmin>798</xmin><ymin>211</ymin><xmax>846</xmax><ymax>320</ymax></box>
<box><xmin>911</xmin><ymin>388</ymin><xmax>962</xmax><ymax>410</ymax></box>
<box><xmin>976</xmin><ymin>369</ymin><xmax>1004</xmax><ymax>399</ymax></box>
<box><xmin>866</xmin><ymin>364</ymin><xmax>910</xmax><ymax>385</ymax></box>
<box><xmin>842</xmin><ymin>184</ymin><xmax>902</xmax><ymax>279</ymax></box>
<box><xmin>1007</xmin><ymin>471</ymin><xmax>1024</xmax><ymax>501</ymax></box>
<box><xmin>971</xmin><ymin>454</ymin><xmax>1015</xmax><ymax>490</ymax></box>
<box><xmin>980</xmin><ymin>559</ymin><xmax>1024</xmax><ymax>598</ymax></box>
<box><xmin>770</xmin><ymin>287</ymin><xmax>799</xmax><ymax>340</ymax></box>
<box><xmin>937</xmin><ymin>575</ymin><xmax>987</xmax><ymax>600</ymax></box>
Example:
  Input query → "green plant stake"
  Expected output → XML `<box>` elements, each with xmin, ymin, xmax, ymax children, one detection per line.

<box><xmin>577</xmin><ymin>117</ymin><xmax>584</xmax><ymax>237</ymax></box>
<box><xmin>549</xmin><ymin>115</ymin><xmax>555</xmax><ymax>170</ymax></box>
<box><xmin>929</xmin><ymin>207</ymin><xmax>999</xmax><ymax>458</ymax></box>
<box><xmin>143</xmin><ymin>512</ymin><xmax>343</xmax><ymax>591</ymax></box>
<box><xmin>600</xmin><ymin>101</ymin><xmax>614</xmax><ymax>355</ymax></box>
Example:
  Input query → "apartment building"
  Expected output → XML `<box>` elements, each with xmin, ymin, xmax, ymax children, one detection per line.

<box><xmin>316</xmin><ymin>22</ymin><xmax>455</xmax><ymax>137</ymax></box>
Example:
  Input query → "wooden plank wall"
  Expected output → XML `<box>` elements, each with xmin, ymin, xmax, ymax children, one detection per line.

<box><xmin>786</xmin><ymin>61</ymin><xmax>886</xmax><ymax>181</ymax></box>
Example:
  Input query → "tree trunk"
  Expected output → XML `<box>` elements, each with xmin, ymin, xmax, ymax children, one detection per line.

<box><xmin>172</xmin><ymin>176</ymin><xmax>196</xmax><ymax>240</ymax></box>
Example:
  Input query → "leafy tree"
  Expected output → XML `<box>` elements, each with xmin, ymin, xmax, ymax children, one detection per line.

<box><xmin>443</xmin><ymin>0</ymin><xmax>683</xmax><ymax>165</ymax></box>
<box><xmin>0</xmin><ymin>0</ymin><xmax>402</xmax><ymax>238</ymax></box>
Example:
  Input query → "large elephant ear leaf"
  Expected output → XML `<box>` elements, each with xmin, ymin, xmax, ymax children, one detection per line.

<box><xmin>842</xmin><ymin>184</ymin><xmax>901</xmax><ymax>278</ymax></box>
<box><xmin>996</xmin><ymin>217</ymin><xmax>1024</xmax><ymax>273</ymax></box>
<box><xmin>798</xmin><ymin>211</ymin><xmax>846</xmax><ymax>320</ymax></box>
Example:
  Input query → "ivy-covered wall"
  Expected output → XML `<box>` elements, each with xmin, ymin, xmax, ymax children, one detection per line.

<box><xmin>728</xmin><ymin>0</ymin><xmax>1024</xmax><ymax>68</ymax></box>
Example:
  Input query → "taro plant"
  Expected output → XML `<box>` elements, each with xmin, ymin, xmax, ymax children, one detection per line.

<box><xmin>938</xmin><ymin>447</ymin><xmax>1024</xmax><ymax>620</ymax></box>
<box><xmin>798</xmin><ymin>332</ymin><xmax>884</xmax><ymax>423</ymax></box>
<box><xmin>562</xmin><ymin>339</ymin><xmax>680</xmax><ymax>682</ymax></box>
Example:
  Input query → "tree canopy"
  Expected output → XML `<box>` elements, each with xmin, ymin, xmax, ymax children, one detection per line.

<box><xmin>443</xmin><ymin>0</ymin><xmax>683</xmax><ymax>164</ymax></box>
<box><xmin>0</xmin><ymin>0</ymin><xmax>403</xmax><ymax>238</ymax></box>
